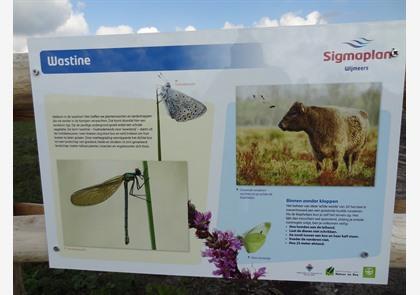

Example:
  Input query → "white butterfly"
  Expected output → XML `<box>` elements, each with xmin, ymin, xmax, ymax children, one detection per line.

<box><xmin>158</xmin><ymin>82</ymin><xmax>207</xmax><ymax>122</ymax></box>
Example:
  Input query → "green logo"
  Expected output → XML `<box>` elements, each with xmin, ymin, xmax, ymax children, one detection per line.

<box><xmin>362</xmin><ymin>266</ymin><xmax>376</xmax><ymax>278</ymax></box>
<box><xmin>325</xmin><ymin>266</ymin><xmax>335</xmax><ymax>276</ymax></box>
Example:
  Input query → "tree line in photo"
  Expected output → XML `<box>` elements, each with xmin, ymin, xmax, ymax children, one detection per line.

<box><xmin>236</xmin><ymin>82</ymin><xmax>381</xmax><ymax>127</ymax></box>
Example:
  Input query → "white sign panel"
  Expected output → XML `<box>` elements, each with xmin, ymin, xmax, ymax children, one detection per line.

<box><xmin>28</xmin><ymin>21</ymin><xmax>405</xmax><ymax>284</ymax></box>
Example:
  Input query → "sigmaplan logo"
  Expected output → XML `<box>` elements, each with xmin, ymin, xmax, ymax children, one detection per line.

<box><xmin>323</xmin><ymin>37</ymin><xmax>398</xmax><ymax>64</ymax></box>
<box><xmin>343</xmin><ymin>37</ymin><xmax>373</xmax><ymax>48</ymax></box>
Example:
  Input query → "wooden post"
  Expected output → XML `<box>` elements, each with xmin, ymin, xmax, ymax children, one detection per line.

<box><xmin>14</xmin><ymin>263</ymin><xmax>26</xmax><ymax>295</ymax></box>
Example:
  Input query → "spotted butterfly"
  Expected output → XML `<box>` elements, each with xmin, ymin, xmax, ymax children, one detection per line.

<box><xmin>159</xmin><ymin>82</ymin><xmax>207</xmax><ymax>122</ymax></box>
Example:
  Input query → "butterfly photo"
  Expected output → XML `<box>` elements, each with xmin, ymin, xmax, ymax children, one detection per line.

<box><xmin>241</xmin><ymin>222</ymin><xmax>271</xmax><ymax>253</ymax></box>
<box><xmin>157</xmin><ymin>74</ymin><xmax>207</xmax><ymax>122</ymax></box>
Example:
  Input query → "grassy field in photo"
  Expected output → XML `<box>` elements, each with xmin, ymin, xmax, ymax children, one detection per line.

<box><xmin>236</xmin><ymin>127</ymin><xmax>378</xmax><ymax>186</ymax></box>
<box><xmin>236</xmin><ymin>83</ymin><xmax>381</xmax><ymax>187</ymax></box>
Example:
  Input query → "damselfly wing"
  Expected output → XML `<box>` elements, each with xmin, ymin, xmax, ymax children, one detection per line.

<box><xmin>70</xmin><ymin>169</ymin><xmax>147</xmax><ymax>245</ymax></box>
<box><xmin>159</xmin><ymin>82</ymin><xmax>207</xmax><ymax>122</ymax></box>
<box><xmin>71</xmin><ymin>175</ymin><xmax>125</xmax><ymax>206</ymax></box>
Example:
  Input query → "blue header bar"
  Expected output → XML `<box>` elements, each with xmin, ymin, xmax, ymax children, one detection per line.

<box><xmin>40</xmin><ymin>43</ymin><xmax>265</xmax><ymax>74</ymax></box>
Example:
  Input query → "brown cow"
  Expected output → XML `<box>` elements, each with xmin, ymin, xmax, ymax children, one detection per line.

<box><xmin>278</xmin><ymin>102</ymin><xmax>369</xmax><ymax>173</ymax></box>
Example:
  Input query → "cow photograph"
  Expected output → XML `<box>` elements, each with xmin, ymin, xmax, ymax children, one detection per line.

<box><xmin>236</xmin><ymin>83</ymin><xmax>381</xmax><ymax>186</ymax></box>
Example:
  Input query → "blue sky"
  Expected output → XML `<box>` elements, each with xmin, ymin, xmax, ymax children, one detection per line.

<box><xmin>80</xmin><ymin>0</ymin><xmax>405</xmax><ymax>32</ymax></box>
<box><xmin>13</xmin><ymin>0</ymin><xmax>405</xmax><ymax>52</ymax></box>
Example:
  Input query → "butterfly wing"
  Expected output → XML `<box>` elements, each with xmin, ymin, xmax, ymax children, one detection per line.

<box><xmin>164</xmin><ymin>88</ymin><xmax>207</xmax><ymax>122</ymax></box>
<box><xmin>71</xmin><ymin>175</ymin><xmax>124</xmax><ymax>206</ymax></box>
<box><xmin>242</xmin><ymin>222</ymin><xmax>271</xmax><ymax>253</ymax></box>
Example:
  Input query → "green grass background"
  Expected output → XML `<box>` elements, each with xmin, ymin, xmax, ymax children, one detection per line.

<box><xmin>237</xmin><ymin>127</ymin><xmax>377</xmax><ymax>186</ymax></box>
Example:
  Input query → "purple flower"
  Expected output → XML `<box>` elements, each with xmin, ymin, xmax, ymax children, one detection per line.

<box><xmin>194</xmin><ymin>211</ymin><xmax>212</xmax><ymax>230</ymax></box>
<box><xmin>188</xmin><ymin>201</ymin><xmax>268</xmax><ymax>280</ymax></box>
<box><xmin>240</xmin><ymin>268</ymin><xmax>252</xmax><ymax>280</ymax></box>
<box><xmin>192</xmin><ymin>211</ymin><xmax>211</xmax><ymax>238</ymax></box>
<box><xmin>252</xmin><ymin>267</ymin><xmax>267</xmax><ymax>279</ymax></box>
<box><xmin>201</xmin><ymin>230</ymin><xmax>245</xmax><ymax>279</ymax></box>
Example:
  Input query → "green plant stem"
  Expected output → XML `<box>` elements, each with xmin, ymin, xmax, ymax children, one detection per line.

<box><xmin>156</xmin><ymin>89</ymin><xmax>162</xmax><ymax>161</ymax></box>
<box><xmin>143</xmin><ymin>161</ymin><xmax>156</xmax><ymax>250</ymax></box>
